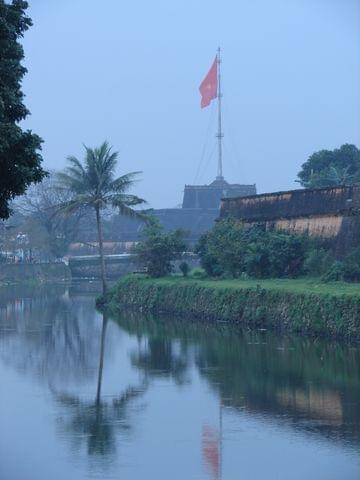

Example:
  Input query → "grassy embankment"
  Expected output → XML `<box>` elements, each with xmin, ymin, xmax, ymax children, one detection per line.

<box><xmin>104</xmin><ymin>274</ymin><xmax>360</xmax><ymax>341</ymax></box>
<box><xmin>132</xmin><ymin>275</ymin><xmax>360</xmax><ymax>297</ymax></box>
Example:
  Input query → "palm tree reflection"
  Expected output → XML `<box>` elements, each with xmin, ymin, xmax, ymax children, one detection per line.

<box><xmin>96</xmin><ymin>314</ymin><xmax>108</xmax><ymax>404</ymax></box>
<box><xmin>54</xmin><ymin>313</ymin><xmax>147</xmax><ymax>458</ymax></box>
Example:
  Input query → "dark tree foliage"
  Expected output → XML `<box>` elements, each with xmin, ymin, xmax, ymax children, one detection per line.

<box><xmin>342</xmin><ymin>248</ymin><xmax>360</xmax><ymax>282</ymax></box>
<box><xmin>196</xmin><ymin>218</ymin><xmax>310</xmax><ymax>279</ymax></box>
<box><xmin>197</xmin><ymin>218</ymin><xmax>360</xmax><ymax>282</ymax></box>
<box><xmin>296</xmin><ymin>144</ymin><xmax>360</xmax><ymax>189</ymax></box>
<box><xmin>179</xmin><ymin>261</ymin><xmax>190</xmax><ymax>277</ymax></box>
<box><xmin>0</xmin><ymin>0</ymin><xmax>46</xmax><ymax>219</ymax></box>
<box><xmin>134</xmin><ymin>219</ymin><xmax>187</xmax><ymax>278</ymax></box>
<box><xmin>303</xmin><ymin>248</ymin><xmax>334</xmax><ymax>277</ymax></box>
<box><xmin>196</xmin><ymin>218</ymin><xmax>246</xmax><ymax>277</ymax></box>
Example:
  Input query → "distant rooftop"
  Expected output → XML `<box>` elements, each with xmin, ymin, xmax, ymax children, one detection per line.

<box><xmin>182</xmin><ymin>177</ymin><xmax>256</xmax><ymax>209</ymax></box>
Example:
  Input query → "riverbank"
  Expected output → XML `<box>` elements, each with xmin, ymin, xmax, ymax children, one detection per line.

<box><xmin>0</xmin><ymin>262</ymin><xmax>71</xmax><ymax>286</ymax></box>
<box><xmin>103</xmin><ymin>275</ymin><xmax>360</xmax><ymax>341</ymax></box>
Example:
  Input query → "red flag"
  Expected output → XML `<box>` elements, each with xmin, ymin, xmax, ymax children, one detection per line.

<box><xmin>199</xmin><ymin>56</ymin><xmax>218</xmax><ymax>108</ymax></box>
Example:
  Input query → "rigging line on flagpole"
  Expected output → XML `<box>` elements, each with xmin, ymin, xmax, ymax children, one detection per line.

<box><xmin>222</xmin><ymin>94</ymin><xmax>247</xmax><ymax>180</ymax></box>
<box><xmin>194</xmin><ymin>102</ymin><xmax>216</xmax><ymax>184</ymax></box>
<box><xmin>199</xmin><ymin>142</ymin><xmax>216</xmax><ymax>182</ymax></box>
<box><xmin>198</xmin><ymin>141</ymin><xmax>217</xmax><ymax>183</ymax></box>
<box><xmin>222</xmin><ymin>139</ymin><xmax>239</xmax><ymax>175</ymax></box>
<box><xmin>227</xmin><ymin>129</ymin><xmax>248</xmax><ymax>182</ymax></box>
<box><xmin>194</xmin><ymin>101</ymin><xmax>216</xmax><ymax>184</ymax></box>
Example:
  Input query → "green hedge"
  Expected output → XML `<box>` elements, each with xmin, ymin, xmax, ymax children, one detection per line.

<box><xmin>104</xmin><ymin>276</ymin><xmax>360</xmax><ymax>341</ymax></box>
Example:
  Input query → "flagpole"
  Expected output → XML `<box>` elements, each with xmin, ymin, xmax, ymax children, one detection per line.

<box><xmin>216</xmin><ymin>46</ymin><xmax>224</xmax><ymax>180</ymax></box>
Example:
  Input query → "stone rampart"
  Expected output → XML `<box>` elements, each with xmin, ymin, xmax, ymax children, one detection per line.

<box><xmin>220</xmin><ymin>185</ymin><xmax>360</xmax><ymax>254</ymax></box>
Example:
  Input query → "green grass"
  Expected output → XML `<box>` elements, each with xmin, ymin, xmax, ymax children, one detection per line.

<box><xmin>128</xmin><ymin>274</ymin><xmax>360</xmax><ymax>297</ymax></box>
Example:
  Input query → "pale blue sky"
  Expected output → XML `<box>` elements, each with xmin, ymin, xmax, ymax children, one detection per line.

<box><xmin>22</xmin><ymin>0</ymin><xmax>360</xmax><ymax>208</ymax></box>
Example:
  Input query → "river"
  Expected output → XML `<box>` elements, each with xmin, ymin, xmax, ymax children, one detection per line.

<box><xmin>0</xmin><ymin>283</ymin><xmax>359</xmax><ymax>480</ymax></box>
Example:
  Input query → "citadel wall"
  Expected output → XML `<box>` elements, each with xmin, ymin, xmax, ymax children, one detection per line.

<box><xmin>220</xmin><ymin>185</ymin><xmax>360</xmax><ymax>254</ymax></box>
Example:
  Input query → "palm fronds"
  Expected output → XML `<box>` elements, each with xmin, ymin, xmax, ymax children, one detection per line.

<box><xmin>56</xmin><ymin>141</ymin><xmax>146</xmax><ymax>216</ymax></box>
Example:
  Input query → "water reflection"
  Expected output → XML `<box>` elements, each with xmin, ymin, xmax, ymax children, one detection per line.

<box><xmin>53</xmin><ymin>378</ymin><xmax>146</xmax><ymax>458</ymax></box>
<box><xmin>52</xmin><ymin>311</ymin><xmax>147</xmax><ymax>459</ymax></box>
<box><xmin>115</xmin><ymin>310</ymin><xmax>360</xmax><ymax>448</ymax></box>
<box><xmin>0</xmin><ymin>285</ymin><xmax>359</xmax><ymax>480</ymax></box>
<box><xmin>0</xmin><ymin>285</ymin><xmax>147</xmax><ymax>465</ymax></box>
<box><xmin>131</xmin><ymin>336</ymin><xmax>190</xmax><ymax>385</ymax></box>
<box><xmin>0</xmin><ymin>285</ymin><xmax>100</xmax><ymax>384</ymax></box>
<box><xmin>96</xmin><ymin>314</ymin><xmax>107</xmax><ymax>404</ymax></box>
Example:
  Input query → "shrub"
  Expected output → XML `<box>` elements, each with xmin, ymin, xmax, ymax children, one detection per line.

<box><xmin>196</xmin><ymin>219</ymin><xmax>360</xmax><ymax>283</ymax></box>
<box><xmin>195</xmin><ymin>229</ymin><xmax>224</xmax><ymax>277</ymax></box>
<box><xmin>304</xmin><ymin>248</ymin><xmax>335</xmax><ymax>277</ymax></box>
<box><xmin>133</xmin><ymin>219</ymin><xmax>187</xmax><ymax>278</ymax></box>
<box><xmin>179</xmin><ymin>261</ymin><xmax>190</xmax><ymax>277</ymax></box>
<box><xmin>342</xmin><ymin>248</ymin><xmax>360</xmax><ymax>282</ymax></box>
<box><xmin>197</xmin><ymin>219</ymin><xmax>310</xmax><ymax>279</ymax></box>
<box><xmin>321</xmin><ymin>248</ymin><xmax>360</xmax><ymax>283</ymax></box>
<box><xmin>190</xmin><ymin>267</ymin><xmax>207</xmax><ymax>279</ymax></box>
<box><xmin>196</xmin><ymin>219</ymin><xmax>265</xmax><ymax>277</ymax></box>
<box><xmin>322</xmin><ymin>261</ymin><xmax>344</xmax><ymax>282</ymax></box>
<box><xmin>267</xmin><ymin>233</ymin><xmax>308</xmax><ymax>278</ymax></box>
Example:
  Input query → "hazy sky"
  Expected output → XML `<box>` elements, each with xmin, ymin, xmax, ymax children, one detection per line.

<box><xmin>22</xmin><ymin>0</ymin><xmax>360</xmax><ymax>208</ymax></box>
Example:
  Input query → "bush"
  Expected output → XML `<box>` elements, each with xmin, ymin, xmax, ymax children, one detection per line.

<box><xmin>133</xmin><ymin>219</ymin><xmax>187</xmax><ymax>278</ymax></box>
<box><xmin>342</xmin><ymin>248</ymin><xmax>360</xmax><ymax>282</ymax></box>
<box><xmin>320</xmin><ymin>248</ymin><xmax>360</xmax><ymax>283</ymax></box>
<box><xmin>196</xmin><ymin>219</ymin><xmax>310</xmax><ymax>279</ymax></box>
<box><xmin>179</xmin><ymin>261</ymin><xmax>190</xmax><ymax>277</ymax></box>
<box><xmin>322</xmin><ymin>261</ymin><xmax>345</xmax><ymax>282</ymax></box>
<box><xmin>189</xmin><ymin>267</ymin><xmax>207</xmax><ymax>279</ymax></box>
<box><xmin>195</xmin><ymin>220</ymin><xmax>239</xmax><ymax>277</ymax></box>
<box><xmin>196</xmin><ymin>219</ymin><xmax>360</xmax><ymax>283</ymax></box>
<box><xmin>267</xmin><ymin>233</ymin><xmax>308</xmax><ymax>278</ymax></box>
<box><xmin>304</xmin><ymin>248</ymin><xmax>335</xmax><ymax>277</ymax></box>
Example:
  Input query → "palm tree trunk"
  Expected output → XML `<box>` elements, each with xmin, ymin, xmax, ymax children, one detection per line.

<box><xmin>95</xmin><ymin>205</ymin><xmax>107</xmax><ymax>294</ymax></box>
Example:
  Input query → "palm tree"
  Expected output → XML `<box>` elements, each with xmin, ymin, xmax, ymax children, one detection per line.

<box><xmin>325</xmin><ymin>165</ymin><xmax>353</xmax><ymax>186</ymax></box>
<box><xmin>57</xmin><ymin>141</ymin><xmax>145</xmax><ymax>293</ymax></box>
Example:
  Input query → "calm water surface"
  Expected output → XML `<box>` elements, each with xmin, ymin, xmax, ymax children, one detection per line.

<box><xmin>0</xmin><ymin>284</ymin><xmax>360</xmax><ymax>480</ymax></box>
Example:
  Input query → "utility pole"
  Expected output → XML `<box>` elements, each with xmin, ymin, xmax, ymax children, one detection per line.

<box><xmin>216</xmin><ymin>47</ymin><xmax>224</xmax><ymax>180</ymax></box>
